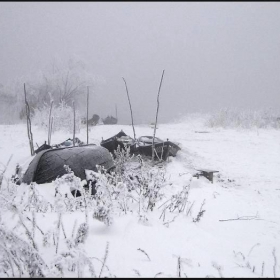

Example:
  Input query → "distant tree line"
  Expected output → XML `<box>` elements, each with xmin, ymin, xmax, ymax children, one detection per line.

<box><xmin>0</xmin><ymin>57</ymin><xmax>100</xmax><ymax>124</ymax></box>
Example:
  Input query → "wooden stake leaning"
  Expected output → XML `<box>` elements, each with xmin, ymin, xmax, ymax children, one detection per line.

<box><xmin>73</xmin><ymin>101</ymin><xmax>76</xmax><ymax>147</ymax></box>
<box><xmin>50</xmin><ymin>116</ymin><xmax>54</xmax><ymax>146</ymax></box>
<box><xmin>87</xmin><ymin>86</ymin><xmax>89</xmax><ymax>145</ymax></box>
<box><xmin>122</xmin><ymin>77</ymin><xmax>136</xmax><ymax>140</ymax></box>
<box><xmin>24</xmin><ymin>83</ymin><xmax>35</xmax><ymax>156</ymax></box>
<box><xmin>48</xmin><ymin>100</ymin><xmax>54</xmax><ymax>146</ymax></box>
<box><xmin>152</xmin><ymin>70</ymin><xmax>165</xmax><ymax>162</ymax></box>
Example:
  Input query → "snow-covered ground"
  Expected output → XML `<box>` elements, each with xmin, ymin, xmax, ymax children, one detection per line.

<box><xmin>0</xmin><ymin>115</ymin><xmax>279</xmax><ymax>277</ymax></box>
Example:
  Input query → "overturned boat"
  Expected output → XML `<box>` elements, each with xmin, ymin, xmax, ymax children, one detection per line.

<box><xmin>22</xmin><ymin>145</ymin><xmax>115</xmax><ymax>185</ymax></box>
<box><xmin>34</xmin><ymin>137</ymin><xmax>84</xmax><ymax>154</ymax></box>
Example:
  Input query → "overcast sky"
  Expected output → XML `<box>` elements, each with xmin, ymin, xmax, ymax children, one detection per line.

<box><xmin>1</xmin><ymin>2</ymin><xmax>280</xmax><ymax>124</ymax></box>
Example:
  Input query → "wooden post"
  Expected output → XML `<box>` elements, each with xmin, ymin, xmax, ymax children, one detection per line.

<box><xmin>73</xmin><ymin>101</ymin><xmax>76</xmax><ymax>146</ymax></box>
<box><xmin>87</xmin><ymin>86</ymin><xmax>89</xmax><ymax>145</ymax></box>
<box><xmin>115</xmin><ymin>104</ymin><xmax>118</xmax><ymax>120</ymax></box>
<box><xmin>24</xmin><ymin>83</ymin><xmax>35</xmax><ymax>156</ymax></box>
<box><xmin>123</xmin><ymin>78</ymin><xmax>136</xmax><ymax>140</ymax></box>
<box><xmin>48</xmin><ymin>100</ymin><xmax>54</xmax><ymax>145</ymax></box>
<box><xmin>122</xmin><ymin>77</ymin><xmax>136</xmax><ymax>140</ymax></box>
<box><xmin>49</xmin><ymin>116</ymin><xmax>54</xmax><ymax>146</ymax></box>
<box><xmin>152</xmin><ymin>70</ymin><xmax>165</xmax><ymax>162</ymax></box>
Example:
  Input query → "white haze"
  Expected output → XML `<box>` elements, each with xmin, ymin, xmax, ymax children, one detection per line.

<box><xmin>0</xmin><ymin>2</ymin><xmax>280</xmax><ymax>124</ymax></box>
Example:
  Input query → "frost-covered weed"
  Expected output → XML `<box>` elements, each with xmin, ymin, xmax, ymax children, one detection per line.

<box><xmin>0</xmin><ymin>149</ymin><xmax>181</xmax><ymax>277</ymax></box>
<box><xmin>159</xmin><ymin>181</ymin><xmax>192</xmax><ymax>223</ymax></box>
<box><xmin>113</xmin><ymin>145</ymin><xmax>167</xmax><ymax>212</ymax></box>
<box><xmin>206</xmin><ymin>108</ymin><xmax>280</xmax><ymax>129</ymax></box>
<box><xmin>50</xmin><ymin>221</ymin><xmax>95</xmax><ymax>278</ymax></box>
<box><xmin>113</xmin><ymin>144</ymin><xmax>135</xmax><ymax>175</ymax></box>
<box><xmin>25</xmin><ymin>183</ymin><xmax>50</xmax><ymax>212</ymax></box>
<box><xmin>74</xmin><ymin>223</ymin><xmax>89</xmax><ymax>246</ymax></box>
<box><xmin>85</xmin><ymin>147</ymin><xmax>168</xmax><ymax>225</ymax></box>
<box><xmin>0</xmin><ymin>226</ymin><xmax>50</xmax><ymax>277</ymax></box>
<box><xmin>32</xmin><ymin>101</ymin><xmax>81</xmax><ymax>133</ymax></box>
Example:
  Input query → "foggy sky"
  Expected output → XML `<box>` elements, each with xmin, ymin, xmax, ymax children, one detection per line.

<box><xmin>1</xmin><ymin>2</ymin><xmax>280</xmax><ymax>124</ymax></box>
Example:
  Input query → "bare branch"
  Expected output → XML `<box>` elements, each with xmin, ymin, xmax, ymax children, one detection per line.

<box><xmin>177</xmin><ymin>256</ymin><xmax>181</xmax><ymax>278</ymax></box>
<box><xmin>272</xmin><ymin>247</ymin><xmax>277</xmax><ymax>278</ymax></box>
<box><xmin>99</xmin><ymin>242</ymin><xmax>110</xmax><ymax>277</ymax></box>
<box><xmin>219</xmin><ymin>215</ymin><xmax>263</xmax><ymax>222</ymax></box>
<box><xmin>137</xmin><ymin>248</ymin><xmax>151</xmax><ymax>261</ymax></box>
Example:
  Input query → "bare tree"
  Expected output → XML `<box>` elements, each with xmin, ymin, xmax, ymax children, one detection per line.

<box><xmin>122</xmin><ymin>77</ymin><xmax>136</xmax><ymax>140</ymax></box>
<box><xmin>23</xmin><ymin>57</ymin><xmax>97</xmax><ymax>114</ymax></box>
<box><xmin>152</xmin><ymin>70</ymin><xmax>165</xmax><ymax>162</ymax></box>
<box><xmin>24</xmin><ymin>83</ymin><xmax>35</xmax><ymax>156</ymax></box>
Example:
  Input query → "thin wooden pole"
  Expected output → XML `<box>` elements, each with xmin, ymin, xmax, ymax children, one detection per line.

<box><xmin>24</xmin><ymin>83</ymin><xmax>35</xmax><ymax>156</ymax></box>
<box><xmin>48</xmin><ymin>101</ymin><xmax>54</xmax><ymax>145</ymax></box>
<box><xmin>87</xmin><ymin>86</ymin><xmax>89</xmax><ymax>145</ymax></box>
<box><xmin>73</xmin><ymin>101</ymin><xmax>76</xmax><ymax>146</ymax></box>
<box><xmin>152</xmin><ymin>70</ymin><xmax>165</xmax><ymax>162</ymax></box>
<box><xmin>115</xmin><ymin>104</ymin><xmax>118</xmax><ymax>120</ymax></box>
<box><xmin>50</xmin><ymin>116</ymin><xmax>54</xmax><ymax>146</ymax></box>
<box><xmin>122</xmin><ymin>77</ymin><xmax>136</xmax><ymax>140</ymax></box>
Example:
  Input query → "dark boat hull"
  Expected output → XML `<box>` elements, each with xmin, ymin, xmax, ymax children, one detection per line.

<box><xmin>101</xmin><ymin>131</ymin><xmax>180</xmax><ymax>161</ymax></box>
<box><xmin>22</xmin><ymin>145</ymin><xmax>115</xmax><ymax>184</ymax></box>
<box><xmin>166</xmin><ymin>141</ymin><xmax>181</xmax><ymax>157</ymax></box>
<box><xmin>136</xmin><ymin>141</ymin><xmax>180</xmax><ymax>161</ymax></box>
<box><xmin>100</xmin><ymin>131</ymin><xmax>137</xmax><ymax>156</ymax></box>
<box><xmin>136</xmin><ymin>142</ymin><xmax>169</xmax><ymax>160</ymax></box>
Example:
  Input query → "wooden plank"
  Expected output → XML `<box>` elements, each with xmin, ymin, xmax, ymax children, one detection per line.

<box><xmin>196</xmin><ymin>168</ymin><xmax>219</xmax><ymax>173</ymax></box>
<box><xmin>194</xmin><ymin>169</ymin><xmax>219</xmax><ymax>183</ymax></box>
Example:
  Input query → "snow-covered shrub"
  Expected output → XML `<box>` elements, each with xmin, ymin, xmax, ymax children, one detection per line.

<box><xmin>24</xmin><ymin>183</ymin><xmax>50</xmax><ymax>213</ymax></box>
<box><xmin>50</xmin><ymin>237</ymin><xmax>97</xmax><ymax>278</ymax></box>
<box><xmin>113</xmin><ymin>145</ymin><xmax>167</xmax><ymax>212</ymax></box>
<box><xmin>87</xmin><ymin>166</ymin><xmax>114</xmax><ymax>226</ymax></box>
<box><xmin>0</xmin><ymin>172</ymin><xmax>22</xmax><ymax>214</ymax></box>
<box><xmin>206</xmin><ymin>108</ymin><xmax>280</xmax><ymax>129</ymax></box>
<box><xmin>159</xmin><ymin>180</ymin><xmax>192</xmax><ymax>224</ymax></box>
<box><xmin>50</xmin><ymin>221</ymin><xmax>95</xmax><ymax>277</ymax></box>
<box><xmin>74</xmin><ymin>223</ymin><xmax>89</xmax><ymax>246</ymax></box>
<box><xmin>85</xmin><ymin>147</ymin><xmax>168</xmax><ymax>225</ymax></box>
<box><xmin>192</xmin><ymin>199</ymin><xmax>206</xmax><ymax>223</ymax></box>
<box><xmin>113</xmin><ymin>144</ymin><xmax>135</xmax><ymax>175</ymax></box>
<box><xmin>0</xmin><ymin>166</ymin><xmax>101</xmax><ymax>278</ymax></box>
<box><xmin>32</xmin><ymin>101</ymin><xmax>81</xmax><ymax>133</ymax></box>
<box><xmin>130</xmin><ymin>157</ymin><xmax>166</xmax><ymax>213</ymax></box>
<box><xmin>0</xmin><ymin>226</ymin><xmax>50</xmax><ymax>277</ymax></box>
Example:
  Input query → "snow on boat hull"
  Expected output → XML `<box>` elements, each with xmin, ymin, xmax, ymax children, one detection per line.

<box><xmin>101</xmin><ymin>132</ymin><xmax>180</xmax><ymax>161</ymax></box>
<box><xmin>136</xmin><ymin>141</ymin><xmax>180</xmax><ymax>160</ymax></box>
<box><xmin>100</xmin><ymin>131</ymin><xmax>137</xmax><ymax>156</ymax></box>
<box><xmin>22</xmin><ymin>145</ymin><xmax>115</xmax><ymax>185</ymax></box>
